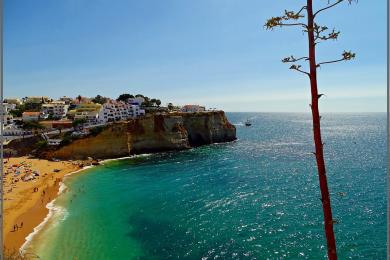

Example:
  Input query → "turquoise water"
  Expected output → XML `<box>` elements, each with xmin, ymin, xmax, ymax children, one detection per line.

<box><xmin>27</xmin><ymin>113</ymin><xmax>386</xmax><ymax>259</ymax></box>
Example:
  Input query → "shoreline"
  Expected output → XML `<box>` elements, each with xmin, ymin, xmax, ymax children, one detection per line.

<box><xmin>3</xmin><ymin>156</ymin><xmax>89</xmax><ymax>254</ymax></box>
<box><xmin>18</xmin><ymin>164</ymin><xmax>96</xmax><ymax>255</ymax></box>
<box><xmin>4</xmin><ymin>155</ymin><xmax>150</xmax><ymax>256</ymax></box>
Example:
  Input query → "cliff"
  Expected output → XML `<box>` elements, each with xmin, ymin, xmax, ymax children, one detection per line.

<box><xmin>42</xmin><ymin>111</ymin><xmax>236</xmax><ymax>160</ymax></box>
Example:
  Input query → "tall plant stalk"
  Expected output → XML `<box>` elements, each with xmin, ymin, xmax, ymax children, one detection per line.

<box><xmin>306</xmin><ymin>1</ymin><xmax>337</xmax><ymax>258</ymax></box>
<box><xmin>265</xmin><ymin>1</ymin><xmax>356</xmax><ymax>259</ymax></box>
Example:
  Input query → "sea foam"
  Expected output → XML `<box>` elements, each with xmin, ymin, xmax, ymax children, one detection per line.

<box><xmin>19</xmin><ymin>200</ymin><xmax>68</xmax><ymax>256</ymax></box>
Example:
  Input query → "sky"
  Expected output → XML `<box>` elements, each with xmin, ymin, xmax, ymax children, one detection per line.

<box><xmin>4</xmin><ymin>0</ymin><xmax>387</xmax><ymax>112</ymax></box>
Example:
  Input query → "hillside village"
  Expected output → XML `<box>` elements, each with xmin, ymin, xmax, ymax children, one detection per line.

<box><xmin>2</xmin><ymin>94</ymin><xmax>208</xmax><ymax>147</ymax></box>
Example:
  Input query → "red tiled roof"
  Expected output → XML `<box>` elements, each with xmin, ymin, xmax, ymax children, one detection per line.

<box><xmin>22</xmin><ymin>112</ymin><xmax>40</xmax><ymax>116</ymax></box>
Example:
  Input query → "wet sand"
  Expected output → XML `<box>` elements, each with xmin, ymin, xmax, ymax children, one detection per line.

<box><xmin>3</xmin><ymin>156</ymin><xmax>84</xmax><ymax>252</ymax></box>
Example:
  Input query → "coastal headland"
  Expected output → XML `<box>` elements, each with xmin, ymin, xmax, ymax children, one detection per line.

<box><xmin>3</xmin><ymin>111</ymin><xmax>236</xmax><ymax>253</ymax></box>
<box><xmin>41</xmin><ymin>111</ymin><xmax>237</xmax><ymax>160</ymax></box>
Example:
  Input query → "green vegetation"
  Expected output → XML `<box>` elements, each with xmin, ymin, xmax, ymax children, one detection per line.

<box><xmin>22</xmin><ymin>121</ymin><xmax>44</xmax><ymax>131</ymax></box>
<box><xmin>9</xmin><ymin>102</ymin><xmax>45</xmax><ymax>117</ymax></box>
<box><xmin>72</xmin><ymin>118</ymin><xmax>87</xmax><ymax>128</ymax></box>
<box><xmin>60</xmin><ymin>132</ymin><xmax>73</xmax><ymax>146</ymax></box>
<box><xmin>115</xmin><ymin>93</ymin><xmax>164</xmax><ymax>108</ymax></box>
<box><xmin>60</xmin><ymin>136</ymin><xmax>72</xmax><ymax>146</ymax></box>
<box><xmin>142</xmin><ymin>97</ymin><xmax>161</xmax><ymax>108</ymax></box>
<box><xmin>9</xmin><ymin>108</ymin><xmax>23</xmax><ymax>117</ymax></box>
<box><xmin>117</xmin><ymin>93</ymin><xmax>134</xmax><ymax>102</ymax></box>
<box><xmin>35</xmin><ymin>140</ymin><xmax>48</xmax><ymax>149</ymax></box>
<box><xmin>89</xmin><ymin>125</ymin><xmax>106</xmax><ymax>136</ymax></box>
<box><xmin>142</xmin><ymin>97</ymin><xmax>150</xmax><ymax>107</ymax></box>
<box><xmin>24</xmin><ymin>102</ymin><xmax>42</xmax><ymax>111</ymax></box>
<box><xmin>91</xmin><ymin>95</ymin><xmax>108</xmax><ymax>104</ymax></box>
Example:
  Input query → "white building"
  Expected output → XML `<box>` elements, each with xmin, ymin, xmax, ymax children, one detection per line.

<box><xmin>41</xmin><ymin>101</ymin><xmax>69</xmax><ymax>119</ymax></box>
<box><xmin>128</xmin><ymin>97</ymin><xmax>145</xmax><ymax>106</ymax></box>
<box><xmin>1</xmin><ymin>103</ymin><xmax>16</xmax><ymax>125</ymax></box>
<box><xmin>128</xmin><ymin>104</ymin><xmax>145</xmax><ymax>118</ymax></box>
<box><xmin>3</xmin><ymin>124</ymin><xmax>28</xmax><ymax>136</ymax></box>
<box><xmin>74</xmin><ymin>110</ymin><xmax>99</xmax><ymax>123</ymax></box>
<box><xmin>98</xmin><ymin>100</ymin><xmax>145</xmax><ymax>123</ymax></box>
<box><xmin>180</xmin><ymin>105</ymin><xmax>206</xmax><ymax>113</ymax></box>
<box><xmin>25</xmin><ymin>96</ymin><xmax>50</xmax><ymax>104</ymax></box>
<box><xmin>3</xmin><ymin>103</ymin><xmax>16</xmax><ymax>111</ymax></box>
<box><xmin>47</xmin><ymin>139</ymin><xmax>62</xmax><ymax>146</ymax></box>
<box><xmin>22</xmin><ymin>111</ymin><xmax>40</xmax><ymax>121</ymax></box>
<box><xmin>59</xmin><ymin>96</ymin><xmax>74</xmax><ymax>104</ymax></box>
<box><xmin>4</xmin><ymin>98</ymin><xmax>22</xmax><ymax>106</ymax></box>
<box><xmin>2</xmin><ymin>114</ymin><xmax>13</xmax><ymax>125</ymax></box>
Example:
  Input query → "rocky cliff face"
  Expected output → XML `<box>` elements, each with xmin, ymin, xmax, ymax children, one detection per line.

<box><xmin>181</xmin><ymin>111</ymin><xmax>236</xmax><ymax>146</ymax></box>
<box><xmin>44</xmin><ymin>111</ymin><xmax>236</xmax><ymax>160</ymax></box>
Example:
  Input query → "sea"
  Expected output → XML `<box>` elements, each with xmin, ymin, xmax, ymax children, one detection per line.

<box><xmin>24</xmin><ymin>113</ymin><xmax>386</xmax><ymax>259</ymax></box>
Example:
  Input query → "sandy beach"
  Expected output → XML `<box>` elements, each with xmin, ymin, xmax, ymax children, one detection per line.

<box><xmin>3</xmin><ymin>156</ymin><xmax>85</xmax><ymax>254</ymax></box>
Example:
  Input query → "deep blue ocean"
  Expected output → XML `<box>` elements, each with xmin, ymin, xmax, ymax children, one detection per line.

<box><xmin>27</xmin><ymin>113</ymin><xmax>386</xmax><ymax>259</ymax></box>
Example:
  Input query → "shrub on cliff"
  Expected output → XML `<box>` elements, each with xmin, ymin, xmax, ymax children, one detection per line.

<box><xmin>35</xmin><ymin>140</ymin><xmax>48</xmax><ymax>149</ymax></box>
<box><xmin>72</xmin><ymin>118</ymin><xmax>86</xmax><ymax>130</ymax></box>
<box><xmin>89</xmin><ymin>125</ymin><xmax>106</xmax><ymax>136</ymax></box>
<box><xmin>60</xmin><ymin>135</ymin><xmax>73</xmax><ymax>146</ymax></box>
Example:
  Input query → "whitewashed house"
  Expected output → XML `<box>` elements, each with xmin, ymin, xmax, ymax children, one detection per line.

<box><xmin>22</xmin><ymin>111</ymin><xmax>40</xmax><ymax>121</ymax></box>
<box><xmin>3</xmin><ymin>124</ymin><xmax>26</xmax><ymax>136</ymax></box>
<box><xmin>25</xmin><ymin>96</ymin><xmax>50</xmax><ymax>104</ymax></box>
<box><xmin>128</xmin><ymin>97</ymin><xmax>145</xmax><ymax>106</ymax></box>
<box><xmin>128</xmin><ymin>104</ymin><xmax>144</xmax><ymax>118</ymax></box>
<box><xmin>59</xmin><ymin>96</ymin><xmax>74</xmax><ymax>104</ymax></box>
<box><xmin>41</xmin><ymin>101</ymin><xmax>69</xmax><ymax>119</ymax></box>
<box><xmin>180</xmin><ymin>105</ymin><xmax>206</xmax><ymax>113</ymax></box>
<box><xmin>4</xmin><ymin>98</ymin><xmax>22</xmax><ymax>106</ymax></box>
<box><xmin>98</xmin><ymin>100</ymin><xmax>145</xmax><ymax>124</ymax></box>
<box><xmin>1</xmin><ymin>103</ymin><xmax>16</xmax><ymax>125</ymax></box>
<box><xmin>47</xmin><ymin>139</ymin><xmax>62</xmax><ymax>146</ymax></box>
<box><xmin>74</xmin><ymin>111</ymin><xmax>99</xmax><ymax>123</ymax></box>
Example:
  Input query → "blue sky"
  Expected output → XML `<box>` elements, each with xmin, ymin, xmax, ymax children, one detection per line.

<box><xmin>4</xmin><ymin>0</ymin><xmax>386</xmax><ymax>112</ymax></box>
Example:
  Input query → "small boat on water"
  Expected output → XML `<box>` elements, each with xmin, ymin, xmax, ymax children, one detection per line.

<box><xmin>245</xmin><ymin>119</ymin><xmax>252</xmax><ymax>126</ymax></box>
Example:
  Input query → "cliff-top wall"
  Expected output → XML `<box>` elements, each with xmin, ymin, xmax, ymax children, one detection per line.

<box><xmin>43</xmin><ymin>111</ymin><xmax>236</xmax><ymax>160</ymax></box>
